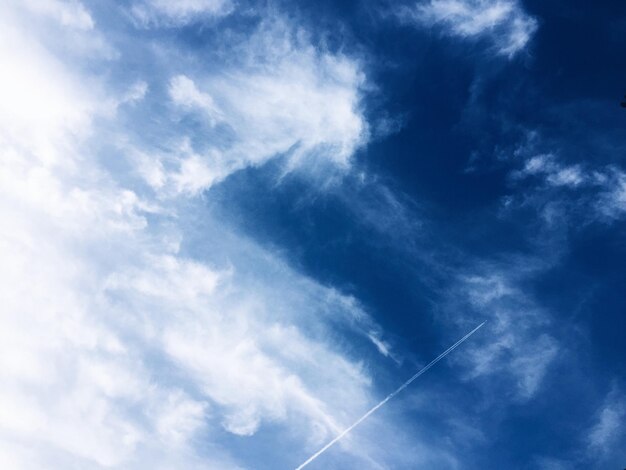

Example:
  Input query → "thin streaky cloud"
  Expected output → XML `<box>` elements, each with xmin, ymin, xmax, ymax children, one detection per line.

<box><xmin>295</xmin><ymin>322</ymin><xmax>486</xmax><ymax>470</ymax></box>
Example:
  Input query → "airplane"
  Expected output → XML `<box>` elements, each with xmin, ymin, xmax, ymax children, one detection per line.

<box><xmin>621</xmin><ymin>94</ymin><xmax>626</xmax><ymax>108</ymax></box>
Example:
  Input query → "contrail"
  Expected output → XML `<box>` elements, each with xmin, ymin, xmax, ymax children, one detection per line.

<box><xmin>294</xmin><ymin>321</ymin><xmax>486</xmax><ymax>470</ymax></box>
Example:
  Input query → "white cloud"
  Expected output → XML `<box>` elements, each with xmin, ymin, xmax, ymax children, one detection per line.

<box><xmin>456</xmin><ymin>268</ymin><xmax>558</xmax><ymax>400</ymax></box>
<box><xmin>0</xmin><ymin>4</ymin><xmax>397</xmax><ymax>469</ymax></box>
<box><xmin>121</xmin><ymin>80</ymin><xmax>149</xmax><ymax>105</ymax></box>
<box><xmin>140</xmin><ymin>19</ymin><xmax>368</xmax><ymax>195</ymax></box>
<box><xmin>402</xmin><ymin>0</ymin><xmax>538</xmax><ymax>56</ymax></box>
<box><xmin>168</xmin><ymin>75</ymin><xmax>210</xmax><ymax>108</ymax></box>
<box><xmin>131</xmin><ymin>0</ymin><xmax>234</xmax><ymax>26</ymax></box>
<box><xmin>0</xmin><ymin>15</ymin><xmax>92</xmax><ymax>157</ymax></box>
<box><xmin>587</xmin><ymin>386</ymin><xmax>626</xmax><ymax>457</ymax></box>
<box><xmin>169</xmin><ymin>75</ymin><xmax>223</xmax><ymax>124</ymax></box>
<box><xmin>367</xmin><ymin>332</ymin><xmax>394</xmax><ymax>358</ymax></box>
<box><xmin>515</xmin><ymin>154</ymin><xmax>585</xmax><ymax>188</ymax></box>
<box><xmin>598</xmin><ymin>169</ymin><xmax>626</xmax><ymax>219</ymax></box>
<box><xmin>3</xmin><ymin>0</ymin><xmax>116</xmax><ymax>61</ymax></box>
<box><xmin>103</xmin><ymin>247</ymin><xmax>378</xmax><ymax>439</ymax></box>
<box><xmin>510</xmin><ymin>334</ymin><xmax>558</xmax><ymax>398</ymax></box>
<box><xmin>154</xmin><ymin>390</ymin><xmax>208</xmax><ymax>446</ymax></box>
<box><xmin>22</xmin><ymin>0</ymin><xmax>94</xmax><ymax>30</ymax></box>
<box><xmin>510</xmin><ymin>140</ymin><xmax>626</xmax><ymax>223</ymax></box>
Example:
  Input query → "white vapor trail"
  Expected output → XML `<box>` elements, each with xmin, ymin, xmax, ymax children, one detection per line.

<box><xmin>294</xmin><ymin>321</ymin><xmax>486</xmax><ymax>470</ymax></box>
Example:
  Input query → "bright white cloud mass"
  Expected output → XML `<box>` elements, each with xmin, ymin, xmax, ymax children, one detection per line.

<box><xmin>0</xmin><ymin>2</ymin><xmax>386</xmax><ymax>468</ymax></box>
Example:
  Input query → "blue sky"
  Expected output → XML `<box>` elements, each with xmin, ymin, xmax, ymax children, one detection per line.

<box><xmin>0</xmin><ymin>0</ymin><xmax>625</xmax><ymax>469</ymax></box>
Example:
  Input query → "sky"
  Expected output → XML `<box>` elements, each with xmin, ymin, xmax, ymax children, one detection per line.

<box><xmin>0</xmin><ymin>0</ymin><xmax>625</xmax><ymax>469</ymax></box>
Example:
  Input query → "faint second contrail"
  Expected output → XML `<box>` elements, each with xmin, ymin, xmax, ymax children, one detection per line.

<box><xmin>294</xmin><ymin>321</ymin><xmax>486</xmax><ymax>470</ymax></box>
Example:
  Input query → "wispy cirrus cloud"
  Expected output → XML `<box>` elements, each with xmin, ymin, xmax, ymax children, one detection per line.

<box><xmin>134</xmin><ymin>21</ymin><xmax>368</xmax><ymax>195</ymax></box>
<box><xmin>504</xmin><ymin>133</ymin><xmax>626</xmax><ymax>225</ymax></box>
<box><xmin>453</xmin><ymin>265</ymin><xmax>558</xmax><ymax>400</ymax></box>
<box><xmin>514</xmin><ymin>153</ymin><xmax>585</xmax><ymax>188</ymax></box>
<box><xmin>586</xmin><ymin>385</ymin><xmax>626</xmax><ymax>460</ymax></box>
<box><xmin>130</xmin><ymin>0</ymin><xmax>234</xmax><ymax>26</ymax></box>
<box><xmin>398</xmin><ymin>0</ymin><xmax>538</xmax><ymax>57</ymax></box>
